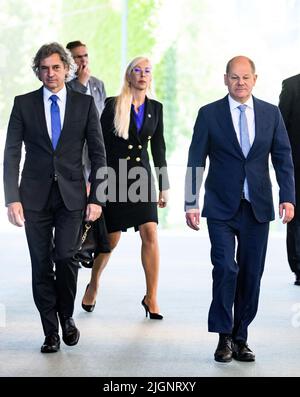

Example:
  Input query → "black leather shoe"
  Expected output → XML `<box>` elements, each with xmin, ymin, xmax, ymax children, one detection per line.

<box><xmin>214</xmin><ymin>335</ymin><xmax>232</xmax><ymax>363</ymax></box>
<box><xmin>232</xmin><ymin>341</ymin><xmax>255</xmax><ymax>362</ymax></box>
<box><xmin>60</xmin><ymin>317</ymin><xmax>80</xmax><ymax>346</ymax></box>
<box><xmin>294</xmin><ymin>273</ymin><xmax>300</xmax><ymax>286</ymax></box>
<box><xmin>41</xmin><ymin>333</ymin><xmax>60</xmax><ymax>353</ymax></box>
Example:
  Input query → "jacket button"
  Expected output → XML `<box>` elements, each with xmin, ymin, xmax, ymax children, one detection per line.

<box><xmin>136</xmin><ymin>157</ymin><xmax>141</xmax><ymax>162</ymax></box>
<box><xmin>126</xmin><ymin>156</ymin><xmax>131</xmax><ymax>160</ymax></box>
<box><xmin>138</xmin><ymin>145</ymin><xmax>142</xmax><ymax>149</ymax></box>
<box><xmin>147</xmin><ymin>136</ymin><xmax>151</xmax><ymax>140</ymax></box>
<box><xmin>128</xmin><ymin>145</ymin><xmax>133</xmax><ymax>149</ymax></box>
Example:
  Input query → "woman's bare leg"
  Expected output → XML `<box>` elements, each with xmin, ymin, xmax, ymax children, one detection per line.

<box><xmin>139</xmin><ymin>222</ymin><xmax>160</xmax><ymax>313</ymax></box>
<box><xmin>82</xmin><ymin>231</ymin><xmax>121</xmax><ymax>305</ymax></box>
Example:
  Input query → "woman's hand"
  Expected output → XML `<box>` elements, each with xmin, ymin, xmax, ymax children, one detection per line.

<box><xmin>158</xmin><ymin>190</ymin><xmax>169</xmax><ymax>208</ymax></box>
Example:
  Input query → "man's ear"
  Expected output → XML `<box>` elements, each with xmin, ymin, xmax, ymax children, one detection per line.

<box><xmin>224</xmin><ymin>74</ymin><xmax>228</xmax><ymax>87</ymax></box>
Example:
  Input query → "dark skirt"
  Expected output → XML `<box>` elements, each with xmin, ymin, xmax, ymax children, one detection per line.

<box><xmin>103</xmin><ymin>163</ymin><xmax>159</xmax><ymax>233</ymax></box>
<box><xmin>103</xmin><ymin>201</ymin><xmax>158</xmax><ymax>233</ymax></box>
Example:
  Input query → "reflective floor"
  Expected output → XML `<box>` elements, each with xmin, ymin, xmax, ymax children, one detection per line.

<box><xmin>0</xmin><ymin>229</ymin><xmax>299</xmax><ymax>377</ymax></box>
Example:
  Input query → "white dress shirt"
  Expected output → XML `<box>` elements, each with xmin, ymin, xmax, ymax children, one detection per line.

<box><xmin>43</xmin><ymin>85</ymin><xmax>67</xmax><ymax>140</ymax></box>
<box><xmin>228</xmin><ymin>95</ymin><xmax>255</xmax><ymax>146</ymax></box>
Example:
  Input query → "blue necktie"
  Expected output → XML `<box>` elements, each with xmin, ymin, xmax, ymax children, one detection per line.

<box><xmin>50</xmin><ymin>95</ymin><xmax>61</xmax><ymax>150</ymax></box>
<box><xmin>238</xmin><ymin>104</ymin><xmax>251</xmax><ymax>201</ymax></box>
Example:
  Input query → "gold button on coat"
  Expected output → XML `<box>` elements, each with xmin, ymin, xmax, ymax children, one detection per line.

<box><xmin>128</xmin><ymin>145</ymin><xmax>133</xmax><ymax>149</ymax></box>
<box><xmin>138</xmin><ymin>145</ymin><xmax>142</xmax><ymax>149</ymax></box>
<box><xmin>126</xmin><ymin>156</ymin><xmax>131</xmax><ymax>160</ymax></box>
<box><xmin>136</xmin><ymin>157</ymin><xmax>141</xmax><ymax>162</ymax></box>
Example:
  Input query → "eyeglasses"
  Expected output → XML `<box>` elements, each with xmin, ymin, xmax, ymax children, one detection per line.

<box><xmin>73</xmin><ymin>54</ymin><xmax>88</xmax><ymax>60</ymax></box>
<box><xmin>132</xmin><ymin>67</ymin><xmax>152</xmax><ymax>75</ymax></box>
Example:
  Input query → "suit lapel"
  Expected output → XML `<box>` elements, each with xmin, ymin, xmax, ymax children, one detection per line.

<box><xmin>55</xmin><ymin>87</ymin><xmax>73</xmax><ymax>151</ymax></box>
<box><xmin>139</xmin><ymin>97</ymin><xmax>155</xmax><ymax>142</ymax></box>
<box><xmin>34</xmin><ymin>87</ymin><xmax>53</xmax><ymax>151</ymax></box>
<box><xmin>129</xmin><ymin>97</ymin><xmax>155</xmax><ymax>143</ymax></box>
<box><xmin>129</xmin><ymin>106</ymin><xmax>141</xmax><ymax>143</ymax></box>
<box><xmin>217</xmin><ymin>96</ymin><xmax>244</xmax><ymax>157</ymax></box>
<box><xmin>247</xmin><ymin>96</ymin><xmax>264</xmax><ymax>158</ymax></box>
<box><xmin>89</xmin><ymin>77</ymin><xmax>96</xmax><ymax>97</ymax></box>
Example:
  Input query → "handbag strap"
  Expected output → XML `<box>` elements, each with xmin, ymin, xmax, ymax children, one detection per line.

<box><xmin>81</xmin><ymin>222</ymin><xmax>92</xmax><ymax>244</ymax></box>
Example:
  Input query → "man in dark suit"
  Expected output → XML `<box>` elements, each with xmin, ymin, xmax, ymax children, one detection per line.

<box><xmin>3</xmin><ymin>42</ymin><xmax>106</xmax><ymax>353</ymax></box>
<box><xmin>185</xmin><ymin>56</ymin><xmax>295</xmax><ymax>363</ymax></box>
<box><xmin>279</xmin><ymin>75</ymin><xmax>300</xmax><ymax>285</ymax></box>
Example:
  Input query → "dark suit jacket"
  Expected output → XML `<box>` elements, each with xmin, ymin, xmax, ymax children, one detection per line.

<box><xmin>3</xmin><ymin>86</ymin><xmax>107</xmax><ymax>211</ymax></box>
<box><xmin>101</xmin><ymin>96</ymin><xmax>169</xmax><ymax>192</ymax></box>
<box><xmin>186</xmin><ymin>95</ymin><xmax>295</xmax><ymax>223</ymax></box>
<box><xmin>279</xmin><ymin>74</ymin><xmax>300</xmax><ymax>188</ymax></box>
<box><xmin>68</xmin><ymin>75</ymin><xmax>106</xmax><ymax>117</ymax></box>
<box><xmin>67</xmin><ymin>76</ymin><xmax>106</xmax><ymax>182</ymax></box>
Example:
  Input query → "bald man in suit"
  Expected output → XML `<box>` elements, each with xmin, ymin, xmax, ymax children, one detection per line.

<box><xmin>185</xmin><ymin>56</ymin><xmax>295</xmax><ymax>363</ymax></box>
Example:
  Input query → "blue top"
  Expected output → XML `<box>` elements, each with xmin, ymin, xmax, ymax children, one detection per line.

<box><xmin>132</xmin><ymin>103</ymin><xmax>145</xmax><ymax>133</ymax></box>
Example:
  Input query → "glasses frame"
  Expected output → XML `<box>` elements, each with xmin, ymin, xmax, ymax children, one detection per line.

<box><xmin>131</xmin><ymin>66</ymin><xmax>152</xmax><ymax>76</ymax></box>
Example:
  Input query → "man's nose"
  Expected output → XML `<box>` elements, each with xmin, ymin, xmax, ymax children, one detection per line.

<box><xmin>48</xmin><ymin>67</ymin><xmax>55</xmax><ymax>76</ymax></box>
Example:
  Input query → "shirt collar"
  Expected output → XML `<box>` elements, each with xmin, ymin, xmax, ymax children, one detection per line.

<box><xmin>228</xmin><ymin>94</ymin><xmax>254</xmax><ymax>111</ymax></box>
<box><xmin>43</xmin><ymin>85</ymin><xmax>67</xmax><ymax>102</ymax></box>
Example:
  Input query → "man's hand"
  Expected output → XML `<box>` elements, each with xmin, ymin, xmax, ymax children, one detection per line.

<box><xmin>85</xmin><ymin>203</ymin><xmax>102</xmax><ymax>222</ymax></box>
<box><xmin>158</xmin><ymin>190</ymin><xmax>169</xmax><ymax>208</ymax></box>
<box><xmin>77</xmin><ymin>65</ymin><xmax>91</xmax><ymax>86</ymax></box>
<box><xmin>7</xmin><ymin>202</ymin><xmax>25</xmax><ymax>227</ymax></box>
<box><xmin>279</xmin><ymin>202</ymin><xmax>294</xmax><ymax>224</ymax></box>
<box><xmin>185</xmin><ymin>208</ymin><xmax>200</xmax><ymax>231</ymax></box>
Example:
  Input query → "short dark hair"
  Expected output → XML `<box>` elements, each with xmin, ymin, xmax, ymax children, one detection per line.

<box><xmin>66</xmin><ymin>41</ymin><xmax>86</xmax><ymax>51</ymax></box>
<box><xmin>226</xmin><ymin>56</ymin><xmax>256</xmax><ymax>74</ymax></box>
<box><xmin>32</xmin><ymin>42</ymin><xmax>73</xmax><ymax>78</ymax></box>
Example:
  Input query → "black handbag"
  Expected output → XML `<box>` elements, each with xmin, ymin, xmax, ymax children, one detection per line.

<box><xmin>74</xmin><ymin>214</ymin><xmax>111</xmax><ymax>268</ymax></box>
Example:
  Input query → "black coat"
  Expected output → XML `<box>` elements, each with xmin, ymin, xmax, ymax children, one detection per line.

<box><xmin>100</xmin><ymin>96</ymin><xmax>169</xmax><ymax>232</ymax></box>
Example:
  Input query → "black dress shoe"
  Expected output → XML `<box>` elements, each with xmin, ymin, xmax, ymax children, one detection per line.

<box><xmin>232</xmin><ymin>341</ymin><xmax>255</xmax><ymax>362</ymax></box>
<box><xmin>41</xmin><ymin>333</ymin><xmax>60</xmax><ymax>353</ymax></box>
<box><xmin>60</xmin><ymin>317</ymin><xmax>80</xmax><ymax>346</ymax></box>
<box><xmin>214</xmin><ymin>335</ymin><xmax>233</xmax><ymax>363</ymax></box>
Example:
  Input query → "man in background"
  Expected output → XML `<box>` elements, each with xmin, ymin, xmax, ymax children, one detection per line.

<box><xmin>66</xmin><ymin>40</ymin><xmax>106</xmax><ymax>117</ymax></box>
<box><xmin>67</xmin><ymin>40</ymin><xmax>107</xmax><ymax>183</ymax></box>
<box><xmin>279</xmin><ymin>74</ymin><xmax>300</xmax><ymax>285</ymax></box>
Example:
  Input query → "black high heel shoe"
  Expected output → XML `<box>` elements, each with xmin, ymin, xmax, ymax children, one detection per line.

<box><xmin>81</xmin><ymin>284</ymin><xmax>96</xmax><ymax>313</ymax></box>
<box><xmin>141</xmin><ymin>296</ymin><xmax>163</xmax><ymax>320</ymax></box>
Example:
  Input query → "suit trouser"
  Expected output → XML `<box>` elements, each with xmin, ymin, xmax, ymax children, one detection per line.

<box><xmin>207</xmin><ymin>200</ymin><xmax>269</xmax><ymax>342</ymax></box>
<box><xmin>287</xmin><ymin>205</ymin><xmax>300</xmax><ymax>276</ymax></box>
<box><xmin>24</xmin><ymin>182</ymin><xmax>83</xmax><ymax>336</ymax></box>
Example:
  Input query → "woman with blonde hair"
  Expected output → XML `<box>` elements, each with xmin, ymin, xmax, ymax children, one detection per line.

<box><xmin>81</xmin><ymin>56</ymin><xmax>170</xmax><ymax>318</ymax></box>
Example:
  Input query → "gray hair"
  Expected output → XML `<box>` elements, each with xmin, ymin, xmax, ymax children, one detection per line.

<box><xmin>32</xmin><ymin>42</ymin><xmax>76</xmax><ymax>80</ymax></box>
